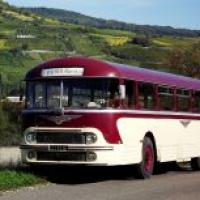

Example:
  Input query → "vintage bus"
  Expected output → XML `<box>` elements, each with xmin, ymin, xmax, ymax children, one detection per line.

<box><xmin>20</xmin><ymin>56</ymin><xmax>200</xmax><ymax>178</ymax></box>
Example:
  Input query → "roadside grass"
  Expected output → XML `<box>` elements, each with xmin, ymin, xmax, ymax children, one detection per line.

<box><xmin>0</xmin><ymin>169</ymin><xmax>46</xmax><ymax>191</ymax></box>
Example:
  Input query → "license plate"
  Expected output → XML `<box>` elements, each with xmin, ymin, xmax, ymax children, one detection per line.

<box><xmin>48</xmin><ymin>145</ymin><xmax>69</xmax><ymax>152</ymax></box>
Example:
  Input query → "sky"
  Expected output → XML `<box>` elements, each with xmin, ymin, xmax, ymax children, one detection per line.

<box><xmin>4</xmin><ymin>0</ymin><xmax>200</xmax><ymax>30</ymax></box>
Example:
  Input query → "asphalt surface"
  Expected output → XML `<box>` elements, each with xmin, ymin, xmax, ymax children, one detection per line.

<box><xmin>0</xmin><ymin>165</ymin><xmax>200</xmax><ymax>200</ymax></box>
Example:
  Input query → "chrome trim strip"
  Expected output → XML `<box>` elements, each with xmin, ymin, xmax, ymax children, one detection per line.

<box><xmin>20</xmin><ymin>144</ymin><xmax>114</xmax><ymax>151</ymax></box>
<box><xmin>25</xmin><ymin>127</ymin><xmax>82</xmax><ymax>132</ymax></box>
<box><xmin>23</xmin><ymin>108</ymin><xmax>200</xmax><ymax>117</ymax></box>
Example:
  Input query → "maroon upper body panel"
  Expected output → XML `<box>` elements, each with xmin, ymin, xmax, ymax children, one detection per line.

<box><xmin>25</xmin><ymin>56</ymin><xmax>200</xmax><ymax>90</ymax></box>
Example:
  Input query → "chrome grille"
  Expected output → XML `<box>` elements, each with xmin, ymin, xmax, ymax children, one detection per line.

<box><xmin>36</xmin><ymin>132</ymin><xmax>89</xmax><ymax>144</ymax></box>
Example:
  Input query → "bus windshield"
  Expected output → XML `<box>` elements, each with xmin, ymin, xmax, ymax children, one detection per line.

<box><xmin>26</xmin><ymin>78</ymin><xmax>119</xmax><ymax>109</ymax></box>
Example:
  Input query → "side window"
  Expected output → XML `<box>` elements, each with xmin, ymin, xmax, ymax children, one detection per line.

<box><xmin>125</xmin><ymin>80</ymin><xmax>134</xmax><ymax>108</ymax></box>
<box><xmin>177</xmin><ymin>89</ymin><xmax>190</xmax><ymax>112</ymax></box>
<box><xmin>138</xmin><ymin>82</ymin><xmax>155</xmax><ymax>110</ymax></box>
<box><xmin>159</xmin><ymin>86</ymin><xmax>174</xmax><ymax>111</ymax></box>
<box><xmin>192</xmin><ymin>91</ymin><xmax>200</xmax><ymax>112</ymax></box>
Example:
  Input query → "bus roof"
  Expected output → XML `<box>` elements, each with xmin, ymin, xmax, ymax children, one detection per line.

<box><xmin>25</xmin><ymin>56</ymin><xmax>200</xmax><ymax>90</ymax></box>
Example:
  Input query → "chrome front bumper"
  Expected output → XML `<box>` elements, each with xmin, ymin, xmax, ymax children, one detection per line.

<box><xmin>20</xmin><ymin>144</ymin><xmax>114</xmax><ymax>165</ymax></box>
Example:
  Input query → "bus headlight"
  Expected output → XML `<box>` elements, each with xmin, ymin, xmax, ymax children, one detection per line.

<box><xmin>85</xmin><ymin>133</ymin><xmax>97</xmax><ymax>144</ymax></box>
<box><xmin>25</xmin><ymin>132</ymin><xmax>36</xmax><ymax>144</ymax></box>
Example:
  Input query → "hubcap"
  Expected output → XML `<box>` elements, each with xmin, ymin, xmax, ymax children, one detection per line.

<box><xmin>144</xmin><ymin>145</ymin><xmax>154</xmax><ymax>173</ymax></box>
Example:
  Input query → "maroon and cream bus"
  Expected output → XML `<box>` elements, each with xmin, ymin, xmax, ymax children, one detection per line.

<box><xmin>21</xmin><ymin>56</ymin><xmax>200</xmax><ymax>178</ymax></box>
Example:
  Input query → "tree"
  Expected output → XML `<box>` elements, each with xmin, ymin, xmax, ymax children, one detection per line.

<box><xmin>21</xmin><ymin>43</ymin><xmax>29</xmax><ymax>50</ymax></box>
<box><xmin>168</xmin><ymin>48</ymin><xmax>184</xmax><ymax>73</ymax></box>
<box><xmin>131</xmin><ymin>35</ymin><xmax>152</xmax><ymax>47</ymax></box>
<box><xmin>169</xmin><ymin>43</ymin><xmax>200</xmax><ymax>78</ymax></box>
<box><xmin>183</xmin><ymin>43</ymin><xmax>200</xmax><ymax>78</ymax></box>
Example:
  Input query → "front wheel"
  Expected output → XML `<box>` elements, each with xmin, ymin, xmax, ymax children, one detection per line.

<box><xmin>136</xmin><ymin>137</ymin><xmax>155</xmax><ymax>179</ymax></box>
<box><xmin>191</xmin><ymin>157</ymin><xmax>200</xmax><ymax>171</ymax></box>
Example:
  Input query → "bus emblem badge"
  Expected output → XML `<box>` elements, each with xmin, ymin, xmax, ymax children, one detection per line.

<box><xmin>180</xmin><ymin>120</ymin><xmax>191</xmax><ymax>128</ymax></box>
<box><xmin>41</xmin><ymin>115</ymin><xmax>82</xmax><ymax>125</ymax></box>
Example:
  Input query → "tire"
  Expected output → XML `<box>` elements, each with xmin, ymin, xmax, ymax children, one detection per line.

<box><xmin>136</xmin><ymin>137</ymin><xmax>155</xmax><ymax>179</ymax></box>
<box><xmin>153</xmin><ymin>162</ymin><xmax>165</xmax><ymax>175</ymax></box>
<box><xmin>191</xmin><ymin>157</ymin><xmax>200</xmax><ymax>171</ymax></box>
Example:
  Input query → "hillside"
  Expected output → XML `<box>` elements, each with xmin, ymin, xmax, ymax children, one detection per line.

<box><xmin>0</xmin><ymin>0</ymin><xmax>200</xmax><ymax>97</ymax></box>
<box><xmin>24</xmin><ymin>7</ymin><xmax>200</xmax><ymax>37</ymax></box>
<box><xmin>1</xmin><ymin>0</ymin><xmax>200</xmax><ymax>147</ymax></box>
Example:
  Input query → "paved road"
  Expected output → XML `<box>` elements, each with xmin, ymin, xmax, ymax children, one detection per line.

<box><xmin>0</xmin><ymin>165</ymin><xmax>200</xmax><ymax>200</ymax></box>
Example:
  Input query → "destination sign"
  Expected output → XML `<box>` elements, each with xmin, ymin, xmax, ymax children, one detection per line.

<box><xmin>41</xmin><ymin>67</ymin><xmax>84</xmax><ymax>77</ymax></box>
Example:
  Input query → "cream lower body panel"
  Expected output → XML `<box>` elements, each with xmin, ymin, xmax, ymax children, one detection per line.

<box><xmin>117</xmin><ymin>117</ymin><xmax>200</xmax><ymax>163</ymax></box>
<box><xmin>21</xmin><ymin>127</ymin><xmax>142</xmax><ymax>166</ymax></box>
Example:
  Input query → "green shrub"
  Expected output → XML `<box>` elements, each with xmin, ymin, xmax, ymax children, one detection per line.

<box><xmin>0</xmin><ymin>102</ymin><xmax>22</xmax><ymax>146</ymax></box>
<box><xmin>0</xmin><ymin>169</ymin><xmax>45</xmax><ymax>191</ymax></box>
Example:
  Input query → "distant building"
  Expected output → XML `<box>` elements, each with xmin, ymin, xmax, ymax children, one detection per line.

<box><xmin>3</xmin><ymin>96</ymin><xmax>25</xmax><ymax>103</ymax></box>
<box><xmin>16</xmin><ymin>35</ymin><xmax>36</xmax><ymax>39</ymax></box>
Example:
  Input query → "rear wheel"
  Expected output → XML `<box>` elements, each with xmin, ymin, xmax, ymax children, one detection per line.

<box><xmin>136</xmin><ymin>137</ymin><xmax>155</xmax><ymax>179</ymax></box>
<box><xmin>191</xmin><ymin>157</ymin><xmax>200</xmax><ymax>171</ymax></box>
